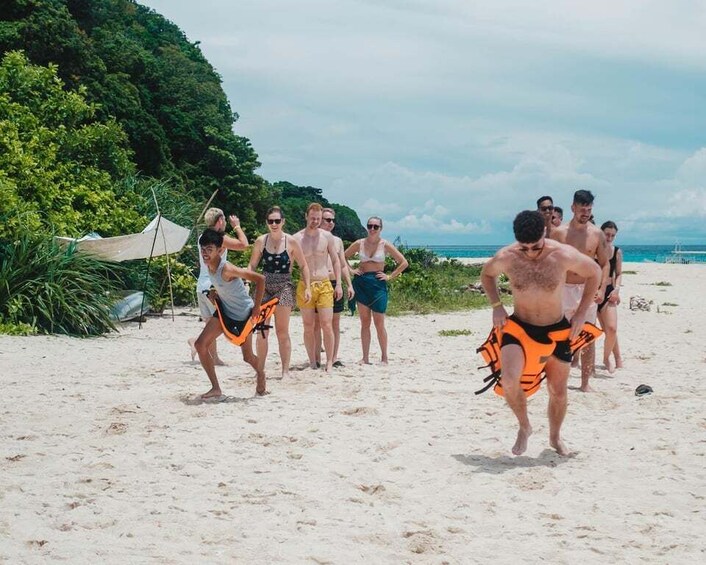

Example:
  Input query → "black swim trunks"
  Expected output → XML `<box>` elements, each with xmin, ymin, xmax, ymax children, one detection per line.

<box><xmin>500</xmin><ymin>314</ymin><xmax>573</xmax><ymax>363</ymax></box>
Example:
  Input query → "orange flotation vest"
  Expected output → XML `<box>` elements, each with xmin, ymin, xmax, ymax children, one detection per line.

<box><xmin>213</xmin><ymin>297</ymin><xmax>279</xmax><ymax>346</ymax></box>
<box><xmin>475</xmin><ymin>319</ymin><xmax>603</xmax><ymax>398</ymax></box>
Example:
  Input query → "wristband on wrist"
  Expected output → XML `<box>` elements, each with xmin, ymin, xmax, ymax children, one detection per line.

<box><xmin>491</xmin><ymin>301</ymin><xmax>502</xmax><ymax>308</ymax></box>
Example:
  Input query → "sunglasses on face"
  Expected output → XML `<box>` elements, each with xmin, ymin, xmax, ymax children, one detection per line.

<box><xmin>519</xmin><ymin>243</ymin><xmax>544</xmax><ymax>253</ymax></box>
<box><xmin>267</xmin><ymin>218</ymin><xmax>282</xmax><ymax>225</ymax></box>
<box><xmin>323</xmin><ymin>218</ymin><xmax>335</xmax><ymax>223</ymax></box>
<box><xmin>367</xmin><ymin>224</ymin><xmax>381</xmax><ymax>230</ymax></box>
<box><xmin>540</xmin><ymin>205</ymin><xmax>554</xmax><ymax>212</ymax></box>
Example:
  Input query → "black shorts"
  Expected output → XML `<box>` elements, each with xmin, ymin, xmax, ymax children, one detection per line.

<box><xmin>215</xmin><ymin>300</ymin><xmax>251</xmax><ymax>336</ymax></box>
<box><xmin>330</xmin><ymin>280</ymin><xmax>345</xmax><ymax>314</ymax></box>
<box><xmin>500</xmin><ymin>315</ymin><xmax>572</xmax><ymax>363</ymax></box>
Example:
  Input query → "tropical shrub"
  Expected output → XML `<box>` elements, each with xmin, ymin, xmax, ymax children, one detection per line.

<box><xmin>0</xmin><ymin>232</ymin><xmax>122</xmax><ymax>336</ymax></box>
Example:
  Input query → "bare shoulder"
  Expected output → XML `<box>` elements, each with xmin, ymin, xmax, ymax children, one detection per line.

<box><xmin>221</xmin><ymin>261</ymin><xmax>240</xmax><ymax>280</ymax></box>
<box><xmin>551</xmin><ymin>225</ymin><xmax>568</xmax><ymax>242</ymax></box>
<box><xmin>546</xmin><ymin>238</ymin><xmax>580</xmax><ymax>260</ymax></box>
<box><xmin>484</xmin><ymin>244</ymin><xmax>514</xmax><ymax>271</ymax></box>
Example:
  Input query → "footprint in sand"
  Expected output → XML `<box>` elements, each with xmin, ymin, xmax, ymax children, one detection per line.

<box><xmin>402</xmin><ymin>529</ymin><xmax>443</xmax><ymax>555</ymax></box>
<box><xmin>341</xmin><ymin>406</ymin><xmax>378</xmax><ymax>416</ymax></box>
<box><xmin>105</xmin><ymin>422</ymin><xmax>127</xmax><ymax>435</ymax></box>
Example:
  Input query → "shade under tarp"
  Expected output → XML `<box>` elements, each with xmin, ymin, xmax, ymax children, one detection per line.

<box><xmin>56</xmin><ymin>215</ymin><xmax>190</xmax><ymax>262</ymax></box>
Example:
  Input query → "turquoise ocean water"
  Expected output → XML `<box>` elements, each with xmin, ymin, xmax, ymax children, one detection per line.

<box><xmin>414</xmin><ymin>245</ymin><xmax>706</xmax><ymax>263</ymax></box>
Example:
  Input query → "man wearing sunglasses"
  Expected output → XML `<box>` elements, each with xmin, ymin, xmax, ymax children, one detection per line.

<box><xmin>536</xmin><ymin>195</ymin><xmax>554</xmax><ymax>237</ymax></box>
<box><xmin>293</xmin><ymin>203</ymin><xmax>343</xmax><ymax>371</ymax></box>
<box><xmin>480</xmin><ymin>210</ymin><xmax>601</xmax><ymax>456</ymax></box>
<box><xmin>549</xmin><ymin>190</ymin><xmax>610</xmax><ymax>392</ymax></box>
<box><xmin>313</xmin><ymin>208</ymin><xmax>354</xmax><ymax>368</ymax></box>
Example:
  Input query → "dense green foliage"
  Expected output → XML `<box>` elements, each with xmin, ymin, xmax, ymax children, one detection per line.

<box><xmin>384</xmin><ymin>247</ymin><xmax>488</xmax><ymax>315</ymax></box>
<box><xmin>0</xmin><ymin>50</ymin><xmax>144</xmax><ymax>239</ymax></box>
<box><xmin>0</xmin><ymin>231</ymin><xmax>122</xmax><ymax>335</ymax></box>
<box><xmin>0</xmin><ymin>0</ymin><xmax>268</xmax><ymax>220</ymax></box>
<box><xmin>272</xmin><ymin>181</ymin><xmax>366</xmax><ymax>241</ymax></box>
<box><xmin>0</xmin><ymin>0</ymin><xmax>368</xmax><ymax>335</ymax></box>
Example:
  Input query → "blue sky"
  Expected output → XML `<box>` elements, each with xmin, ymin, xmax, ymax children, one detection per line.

<box><xmin>141</xmin><ymin>0</ymin><xmax>706</xmax><ymax>245</ymax></box>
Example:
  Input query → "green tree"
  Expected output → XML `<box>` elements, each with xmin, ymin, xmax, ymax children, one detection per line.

<box><xmin>0</xmin><ymin>50</ymin><xmax>142</xmax><ymax>238</ymax></box>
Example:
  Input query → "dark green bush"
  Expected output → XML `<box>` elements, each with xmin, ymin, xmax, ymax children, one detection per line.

<box><xmin>0</xmin><ymin>233</ymin><xmax>122</xmax><ymax>336</ymax></box>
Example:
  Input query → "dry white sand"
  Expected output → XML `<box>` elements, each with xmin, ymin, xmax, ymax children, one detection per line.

<box><xmin>1</xmin><ymin>262</ymin><xmax>704</xmax><ymax>563</ymax></box>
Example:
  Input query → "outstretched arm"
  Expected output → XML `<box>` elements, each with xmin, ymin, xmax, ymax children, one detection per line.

<box><xmin>481</xmin><ymin>254</ymin><xmax>509</xmax><ymax>329</ymax></box>
<box><xmin>229</xmin><ymin>265</ymin><xmax>265</xmax><ymax>322</ymax></box>
<box><xmin>223</xmin><ymin>215</ymin><xmax>249</xmax><ymax>251</ymax></box>
<box><xmin>382</xmin><ymin>242</ymin><xmax>408</xmax><ymax>281</ymax></box>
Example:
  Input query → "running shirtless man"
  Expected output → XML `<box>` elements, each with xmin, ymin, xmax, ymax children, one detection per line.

<box><xmin>549</xmin><ymin>190</ymin><xmax>609</xmax><ymax>392</ymax></box>
<box><xmin>293</xmin><ymin>203</ymin><xmax>343</xmax><ymax>371</ymax></box>
<box><xmin>481</xmin><ymin>210</ymin><xmax>601</xmax><ymax>456</ymax></box>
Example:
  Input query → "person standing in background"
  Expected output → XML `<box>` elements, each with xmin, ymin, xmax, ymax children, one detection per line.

<box><xmin>188</xmin><ymin>208</ymin><xmax>248</xmax><ymax>364</ymax></box>
<box><xmin>597</xmin><ymin>221</ymin><xmax>623</xmax><ymax>373</ymax></box>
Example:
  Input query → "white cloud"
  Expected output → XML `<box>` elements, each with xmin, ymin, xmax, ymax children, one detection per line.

<box><xmin>676</xmin><ymin>148</ymin><xmax>706</xmax><ymax>184</ymax></box>
<box><xmin>139</xmin><ymin>1</ymin><xmax>706</xmax><ymax>243</ymax></box>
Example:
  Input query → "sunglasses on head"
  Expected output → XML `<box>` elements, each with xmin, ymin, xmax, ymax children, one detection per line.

<box><xmin>540</xmin><ymin>205</ymin><xmax>554</xmax><ymax>212</ymax></box>
<box><xmin>323</xmin><ymin>218</ymin><xmax>335</xmax><ymax>223</ymax></box>
<box><xmin>267</xmin><ymin>218</ymin><xmax>282</xmax><ymax>225</ymax></box>
<box><xmin>367</xmin><ymin>224</ymin><xmax>381</xmax><ymax>230</ymax></box>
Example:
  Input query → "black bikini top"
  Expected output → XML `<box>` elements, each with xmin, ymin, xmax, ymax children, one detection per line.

<box><xmin>261</xmin><ymin>235</ymin><xmax>291</xmax><ymax>274</ymax></box>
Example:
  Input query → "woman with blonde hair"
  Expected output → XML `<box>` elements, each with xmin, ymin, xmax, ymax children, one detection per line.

<box><xmin>345</xmin><ymin>216</ymin><xmax>408</xmax><ymax>365</ymax></box>
<box><xmin>249</xmin><ymin>206</ymin><xmax>310</xmax><ymax>378</ymax></box>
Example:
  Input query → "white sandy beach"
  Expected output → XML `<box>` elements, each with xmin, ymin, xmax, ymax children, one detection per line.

<box><xmin>1</xmin><ymin>261</ymin><xmax>705</xmax><ymax>563</ymax></box>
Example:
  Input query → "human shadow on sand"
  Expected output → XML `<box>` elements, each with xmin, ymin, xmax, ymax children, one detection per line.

<box><xmin>452</xmin><ymin>449</ymin><xmax>574</xmax><ymax>474</ymax></box>
<box><xmin>179</xmin><ymin>394</ymin><xmax>253</xmax><ymax>406</ymax></box>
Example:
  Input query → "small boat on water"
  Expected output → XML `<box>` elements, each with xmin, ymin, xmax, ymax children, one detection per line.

<box><xmin>660</xmin><ymin>243</ymin><xmax>706</xmax><ymax>264</ymax></box>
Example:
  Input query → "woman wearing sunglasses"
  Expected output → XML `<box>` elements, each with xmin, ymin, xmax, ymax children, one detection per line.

<box><xmin>249</xmin><ymin>206</ymin><xmax>311</xmax><ymax>378</ymax></box>
<box><xmin>345</xmin><ymin>217</ymin><xmax>408</xmax><ymax>365</ymax></box>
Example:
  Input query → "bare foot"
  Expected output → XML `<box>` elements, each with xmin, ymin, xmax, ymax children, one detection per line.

<box><xmin>213</xmin><ymin>357</ymin><xmax>227</xmax><ymax>367</ymax></box>
<box><xmin>380</xmin><ymin>359</ymin><xmax>388</xmax><ymax>366</ymax></box>
<box><xmin>512</xmin><ymin>425</ymin><xmax>532</xmax><ymax>456</ymax></box>
<box><xmin>357</xmin><ymin>359</ymin><xmax>372</xmax><ymax>365</ymax></box>
<box><xmin>615</xmin><ymin>358</ymin><xmax>624</xmax><ymax>369</ymax></box>
<box><xmin>603</xmin><ymin>358</ymin><xmax>615</xmax><ymax>374</ymax></box>
<box><xmin>550</xmin><ymin>437</ymin><xmax>571</xmax><ymax>456</ymax></box>
<box><xmin>255</xmin><ymin>389</ymin><xmax>269</xmax><ymax>396</ymax></box>
<box><xmin>201</xmin><ymin>388</ymin><xmax>222</xmax><ymax>399</ymax></box>
<box><xmin>579</xmin><ymin>384</ymin><xmax>594</xmax><ymax>392</ymax></box>
<box><xmin>188</xmin><ymin>338</ymin><xmax>197</xmax><ymax>361</ymax></box>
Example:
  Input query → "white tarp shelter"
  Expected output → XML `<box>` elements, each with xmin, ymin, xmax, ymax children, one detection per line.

<box><xmin>56</xmin><ymin>214</ymin><xmax>191</xmax><ymax>324</ymax></box>
<box><xmin>55</xmin><ymin>215</ymin><xmax>190</xmax><ymax>262</ymax></box>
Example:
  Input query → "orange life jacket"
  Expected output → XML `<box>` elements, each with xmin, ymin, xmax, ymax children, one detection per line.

<box><xmin>475</xmin><ymin>319</ymin><xmax>603</xmax><ymax>398</ymax></box>
<box><xmin>213</xmin><ymin>297</ymin><xmax>279</xmax><ymax>346</ymax></box>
